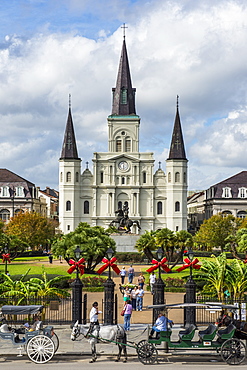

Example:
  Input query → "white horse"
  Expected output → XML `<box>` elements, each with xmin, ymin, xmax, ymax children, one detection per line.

<box><xmin>71</xmin><ymin>321</ymin><xmax>127</xmax><ymax>363</ymax></box>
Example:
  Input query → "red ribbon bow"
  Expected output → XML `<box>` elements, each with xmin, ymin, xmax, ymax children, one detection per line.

<box><xmin>2</xmin><ymin>253</ymin><xmax>11</xmax><ymax>263</ymax></box>
<box><xmin>67</xmin><ymin>258</ymin><xmax>86</xmax><ymax>275</ymax></box>
<box><xmin>146</xmin><ymin>257</ymin><xmax>171</xmax><ymax>273</ymax></box>
<box><xmin>176</xmin><ymin>257</ymin><xmax>201</xmax><ymax>272</ymax></box>
<box><xmin>97</xmin><ymin>256</ymin><xmax>121</xmax><ymax>275</ymax></box>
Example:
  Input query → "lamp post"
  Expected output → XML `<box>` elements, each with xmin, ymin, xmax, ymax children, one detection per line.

<box><xmin>4</xmin><ymin>245</ymin><xmax>9</xmax><ymax>275</ymax></box>
<box><xmin>185</xmin><ymin>248</ymin><xmax>196</xmax><ymax>327</ymax></box>
<box><xmin>10</xmin><ymin>187</ymin><xmax>16</xmax><ymax>218</ymax></box>
<box><xmin>71</xmin><ymin>246</ymin><xmax>83</xmax><ymax>324</ymax></box>
<box><xmin>103</xmin><ymin>247</ymin><xmax>115</xmax><ymax>325</ymax></box>
<box><xmin>152</xmin><ymin>247</ymin><xmax>165</xmax><ymax>324</ymax></box>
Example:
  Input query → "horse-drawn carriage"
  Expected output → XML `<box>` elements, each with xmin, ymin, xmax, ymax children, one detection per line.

<box><xmin>137</xmin><ymin>302</ymin><xmax>247</xmax><ymax>365</ymax></box>
<box><xmin>71</xmin><ymin>302</ymin><xmax>247</xmax><ymax>365</ymax></box>
<box><xmin>0</xmin><ymin>305</ymin><xmax>59</xmax><ymax>364</ymax></box>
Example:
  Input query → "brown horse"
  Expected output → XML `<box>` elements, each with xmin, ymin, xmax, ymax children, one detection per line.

<box><xmin>216</xmin><ymin>313</ymin><xmax>247</xmax><ymax>340</ymax></box>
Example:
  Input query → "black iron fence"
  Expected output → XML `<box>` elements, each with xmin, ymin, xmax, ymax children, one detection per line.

<box><xmin>195</xmin><ymin>295</ymin><xmax>247</xmax><ymax>325</ymax></box>
<box><xmin>102</xmin><ymin>293</ymin><xmax>118</xmax><ymax>325</ymax></box>
<box><xmin>0</xmin><ymin>295</ymin><xmax>87</xmax><ymax>325</ymax></box>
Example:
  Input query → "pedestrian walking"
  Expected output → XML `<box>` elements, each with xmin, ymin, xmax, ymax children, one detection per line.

<box><xmin>122</xmin><ymin>299</ymin><xmax>132</xmax><ymax>331</ymax></box>
<box><xmin>130</xmin><ymin>285</ymin><xmax>138</xmax><ymax>310</ymax></box>
<box><xmin>123</xmin><ymin>286</ymin><xmax>131</xmax><ymax>302</ymax></box>
<box><xmin>149</xmin><ymin>271</ymin><xmax>156</xmax><ymax>294</ymax></box>
<box><xmin>137</xmin><ymin>272</ymin><xmax>145</xmax><ymax>288</ymax></box>
<box><xmin>48</xmin><ymin>253</ymin><xmax>53</xmax><ymax>264</ymax></box>
<box><xmin>128</xmin><ymin>265</ymin><xmax>135</xmax><ymax>283</ymax></box>
<box><xmin>120</xmin><ymin>267</ymin><xmax>126</xmax><ymax>284</ymax></box>
<box><xmin>136</xmin><ymin>285</ymin><xmax>145</xmax><ymax>311</ymax></box>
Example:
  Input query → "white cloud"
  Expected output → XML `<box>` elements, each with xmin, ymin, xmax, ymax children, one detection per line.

<box><xmin>0</xmin><ymin>0</ymin><xmax>247</xmax><ymax>190</ymax></box>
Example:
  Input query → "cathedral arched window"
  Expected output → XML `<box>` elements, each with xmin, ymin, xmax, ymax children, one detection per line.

<box><xmin>175</xmin><ymin>172</ymin><xmax>180</xmax><ymax>183</ymax></box>
<box><xmin>66</xmin><ymin>201</ymin><xmax>71</xmax><ymax>211</ymax></box>
<box><xmin>175</xmin><ymin>201</ymin><xmax>180</xmax><ymax>212</ymax></box>
<box><xmin>66</xmin><ymin>172</ymin><xmax>71</xmax><ymax>182</ymax></box>
<box><xmin>157</xmin><ymin>201</ymin><xmax>162</xmax><ymax>215</ymax></box>
<box><xmin>168</xmin><ymin>172</ymin><xmax>171</xmax><ymax>182</ymax></box>
<box><xmin>84</xmin><ymin>201</ymin><xmax>89</xmax><ymax>214</ymax></box>
<box><xmin>100</xmin><ymin>172</ymin><xmax>104</xmax><ymax>184</ymax></box>
<box><xmin>125</xmin><ymin>139</ymin><xmax>131</xmax><ymax>152</ymax></box>
<box><xmin>116</xmin><ymin>139</ymin><xmax>122</xmax><ymax>152</ymax></box>
<box><xmin>76</xmin><ymin>172</ymin><xmax>79</xmax><ymax>182</ymax></box>
<box><xmin>118</xmin><ymin>201</ymin><xmax>122</xmax><ymax>209</ymax></box>
<box><xmin>60</xmin><ymin>172</ymin><xmax>63</xmax><ymax>182</ymax></box>
<box><xmin>183</xmin><ymin>172</ymin><xmax>186</xmax><ymax>183</ymax></box>
<box><xmin>143</xmin><ymin>172</ymin><xmax>146</xmax><ymax>184</ymax></box>
<box><xmin>122</xmin><ymin>177</ymin><xmax>125</xmax><ymax>184</ymax></box>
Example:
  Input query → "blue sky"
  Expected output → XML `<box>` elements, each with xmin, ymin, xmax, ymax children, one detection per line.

<box><xmin>0</xmin><ymin>0</ymin><xmax>247</xmax><ymax>191</ymax></box>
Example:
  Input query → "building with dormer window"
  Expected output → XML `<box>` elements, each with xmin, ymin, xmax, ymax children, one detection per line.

<box><xmin>59</xmin><ymin>38</ymin><xmax>188</xmax><ymax>235</ymax></box>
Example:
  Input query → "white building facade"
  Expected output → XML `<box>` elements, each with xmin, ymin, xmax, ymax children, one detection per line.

<box><xmin>59</xmin><ymin>39</ymin><xmax>188</xmax><ymax>234</ymax></box>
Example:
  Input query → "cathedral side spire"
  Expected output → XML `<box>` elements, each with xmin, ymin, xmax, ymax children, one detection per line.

<box><xmin>168</xmin><ymin>96</ymin><xmax>187</xmax><ymax>160</ymax></box>
<box><xmin>111</xmin><ymin>33</ymin><xmax>136</xmax><ymax>115</ymax></box>
<box><xmin>60</xmin><ymin>98</ymin><xmax>79</xmax><ymax>159</ymax></box>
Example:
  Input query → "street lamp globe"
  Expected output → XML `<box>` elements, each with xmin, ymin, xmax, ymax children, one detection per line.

<box><xmin>187</xmin><ymin>248</ymin><xmax>194</xmax><ymax>262</ymax></box>
<box><xmin>74</xmin><ymin>246</ymin><xmax>81</xmax><ymax>260</ymax></box>
<box><xmin>4</xmin><ymin>246</ymin><xmax>9</xmax><ymax>254</ymax></box>
<box><xmin>156</xmin><ymin>247</ymin><xmax>163</xmax><ymax>261</ymax></box>
<box><xmin>106</xmin><ymin>247</ymin><xmax>114</xmax><ymax>260</ymax></box>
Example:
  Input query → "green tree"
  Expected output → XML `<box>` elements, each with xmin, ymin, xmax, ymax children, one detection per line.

<box><xmin>155</xmin><ymin>228</ymin><xmax>175</xmax><ymax>265</ymax></box>
<box><xmin>135</xmin><ymin>230</ymin><xmax>157</xmax><ymax>261</ymax></box>
<box><xmin>195</xmin><ymin>214</ymin><xmax>242</xmax><ymax>253</ymax></box>
<box><xmin>194</xmin><ymin>253</ymin><xmax>229</xmax><ymax>301</ymax></box>
<box><xmin>226</xmin><ymin>259</ymin><xmax>247</xmax><ymax>301</ymax></box>
<box><xmin>170</xmin><ymin>230</ymin><xmax>194</xmax><ymax>269</ymax></box>
<box><xmin>5</xmin><ymin>212</ymin><xmax>56</xmax><ymax>251</ymax></box>
<box><xmin>52</xmin><ymin>222</ymin><xmax>116</xmax><ymax>272</ymax></box>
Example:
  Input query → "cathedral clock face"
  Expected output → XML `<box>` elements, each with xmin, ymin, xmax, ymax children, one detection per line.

<box><xmin>118</xmin><ymin>161</ymin><xmax>129</xmax><ymax>171</ymax></box>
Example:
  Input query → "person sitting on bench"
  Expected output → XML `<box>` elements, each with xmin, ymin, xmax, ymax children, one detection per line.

<box><xmin>149</xmin><ymin>313</ymin><xmax>174</xmax><ymax>339</ymax></box>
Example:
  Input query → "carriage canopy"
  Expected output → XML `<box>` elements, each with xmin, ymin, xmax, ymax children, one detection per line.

<box><xmin>1</xmin><ymin>305</ymin><xmax>44</xmax><ymax>315</ymax></box>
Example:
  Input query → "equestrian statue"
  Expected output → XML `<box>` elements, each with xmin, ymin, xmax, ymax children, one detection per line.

<box><xmin>109</xmin><ymin>202</ymin><xmax>141</xmax><ymax>233</ymax></box>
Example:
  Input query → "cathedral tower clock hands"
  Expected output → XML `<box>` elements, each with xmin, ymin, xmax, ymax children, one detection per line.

<box><xmin>118</xmin><ymin>161</ymin><xmax>129</xmax><ymax>171</ymax></box>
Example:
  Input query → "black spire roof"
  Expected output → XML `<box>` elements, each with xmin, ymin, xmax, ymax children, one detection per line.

<box><xmin>168</xmin><ymin>97</ymin><xmax>187</xmax><ymax>160</ymax></box>
<box><xmin>111</xmin><ymin>38</ymin><xmax>136</xmax><ymax>115</ymax></box>
<box><xmin>60</xmin><ymin>107</ymin><xmax>79</xmax><ymax>160</ymax></box>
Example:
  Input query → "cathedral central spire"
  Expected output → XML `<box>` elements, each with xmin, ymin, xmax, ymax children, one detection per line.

<box><xmin>111</xmin><ymin>35</ymin><xmax>136</xmax><ymax>116</ymax></box>
<box><xmin>60</xmin><ymin>96</ymin><xmax>79</xmax><ymax>160</ymax></box>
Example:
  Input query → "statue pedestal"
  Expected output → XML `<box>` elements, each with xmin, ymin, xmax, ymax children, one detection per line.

<box><xmin>110</xmin><ymin>234</ymin><xmax>140</xmax><ymax>252</ymax></box>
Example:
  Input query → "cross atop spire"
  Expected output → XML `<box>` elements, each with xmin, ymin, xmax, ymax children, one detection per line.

<box><xmin>167</xmin><ymin>96</ymin><xmax>187</xmax><ymax>160</ymax></box>
<box><xmin>121</xmin><ymin>23</ymin><xmax>128</xmax><ymax>40</ymax></box>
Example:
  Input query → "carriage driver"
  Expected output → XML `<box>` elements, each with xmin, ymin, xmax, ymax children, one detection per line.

<box><xmin>86</xmin><ymin>302</ymin><xmax>102</xmax><ymax>338</ymax></box>
<box><xmin>149</xmin><ymin>313</ymin><xmax>174</xmax><ymax>339</ymax></box>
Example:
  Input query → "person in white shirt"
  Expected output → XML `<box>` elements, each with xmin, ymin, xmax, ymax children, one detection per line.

<box><xmin>149</xmin><ymin>313</ymin><xmax>174</xmax><ymax>339</ymax></box>
<box><xmin>120</xmin><ymin>267</ymin><xmax>126</xmax><ymax>284</ymax></box>
<box><xmin>149</xmin><ymin>272</ymin><xmax>156</xmax><ymax>295</ymax></box>
<box><xmin>87</xmin><ymin>302</ymin><xmax>102</xmax><ymax>337</ymax></box>
<box><xmin>136</xmin><ymin>285</ymin><xmax>145</xmax><ymax>311</ymax></box>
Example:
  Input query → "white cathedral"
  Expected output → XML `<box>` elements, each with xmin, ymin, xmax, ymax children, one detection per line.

<box><xmin>59</xmin><ymin>38</ymin><xmax>188</xmax><ymax>235</ymax></box>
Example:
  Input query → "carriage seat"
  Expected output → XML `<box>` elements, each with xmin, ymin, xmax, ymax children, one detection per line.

<box><xmin>179</xmin><ymin>324</ymin><xmax>196</xmax><ymax>341</ymax></box>
<box><xmin>217</xmin><ymin>323</ymin><xmax>236</xmax><ymax>342</ymax></box>
<box><xmin>0</xmin><ymin>324</ymin><xmax>10</xmax><ymax>333</ymax></box>
<box><xmin>198</xmin><ymin>324</ymin><xmax>217</xmax><ymax>341</ymax></box>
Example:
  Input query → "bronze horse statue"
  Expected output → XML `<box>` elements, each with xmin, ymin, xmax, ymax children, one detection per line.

<box><xmin>110</xmin><ymin>204</ymin><xmax>141</xmax><ymax>233</ymax></box>
<box><xmin>216</xmin><ymin>313</ymin><xmax>247</xmax><ymax>340</ymax></box>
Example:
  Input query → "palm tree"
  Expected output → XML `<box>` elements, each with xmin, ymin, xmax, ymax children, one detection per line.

<box><xmin>135</xmin><ymin>230</ymin><xmax>157</xmax><ymax>261</ymax></box>
<box><xmin>193</xmin><ymin>253</ymin><xmax>229</xmax><ymax>301</ymax></box>
<box><xmin>155</xmin><ymin>228</ymin><xmax>175</xmax><ymax>265</ymax></box>
<box><xmin>226</xmin><ymin>259</ymin><xmax>247</xmax><ymax>301</ymax></box>
<box><xmin>170</xmin><ymin>230</ymin><xmax>194</xmax><ymax>269</ymax></box>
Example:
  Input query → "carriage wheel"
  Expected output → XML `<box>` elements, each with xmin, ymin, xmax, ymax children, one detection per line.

<box><xmin>26</xmin><ymin>334</ymin><xmax>55</xmax><ymax>364</ymax></box>
<box><xmin>221</xmin><ymin>338</ymin><xmax>246</xmax><ymax>365</ymax></box>
<box><xmin>51</xmin><ymin>333</ymin><xmax>59</xmax><ymax>353</ymax></box>
<box><xmin>137</xmin><ymin>340</ymin><xmax>158</xmax><ymax>365</ymax></box>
